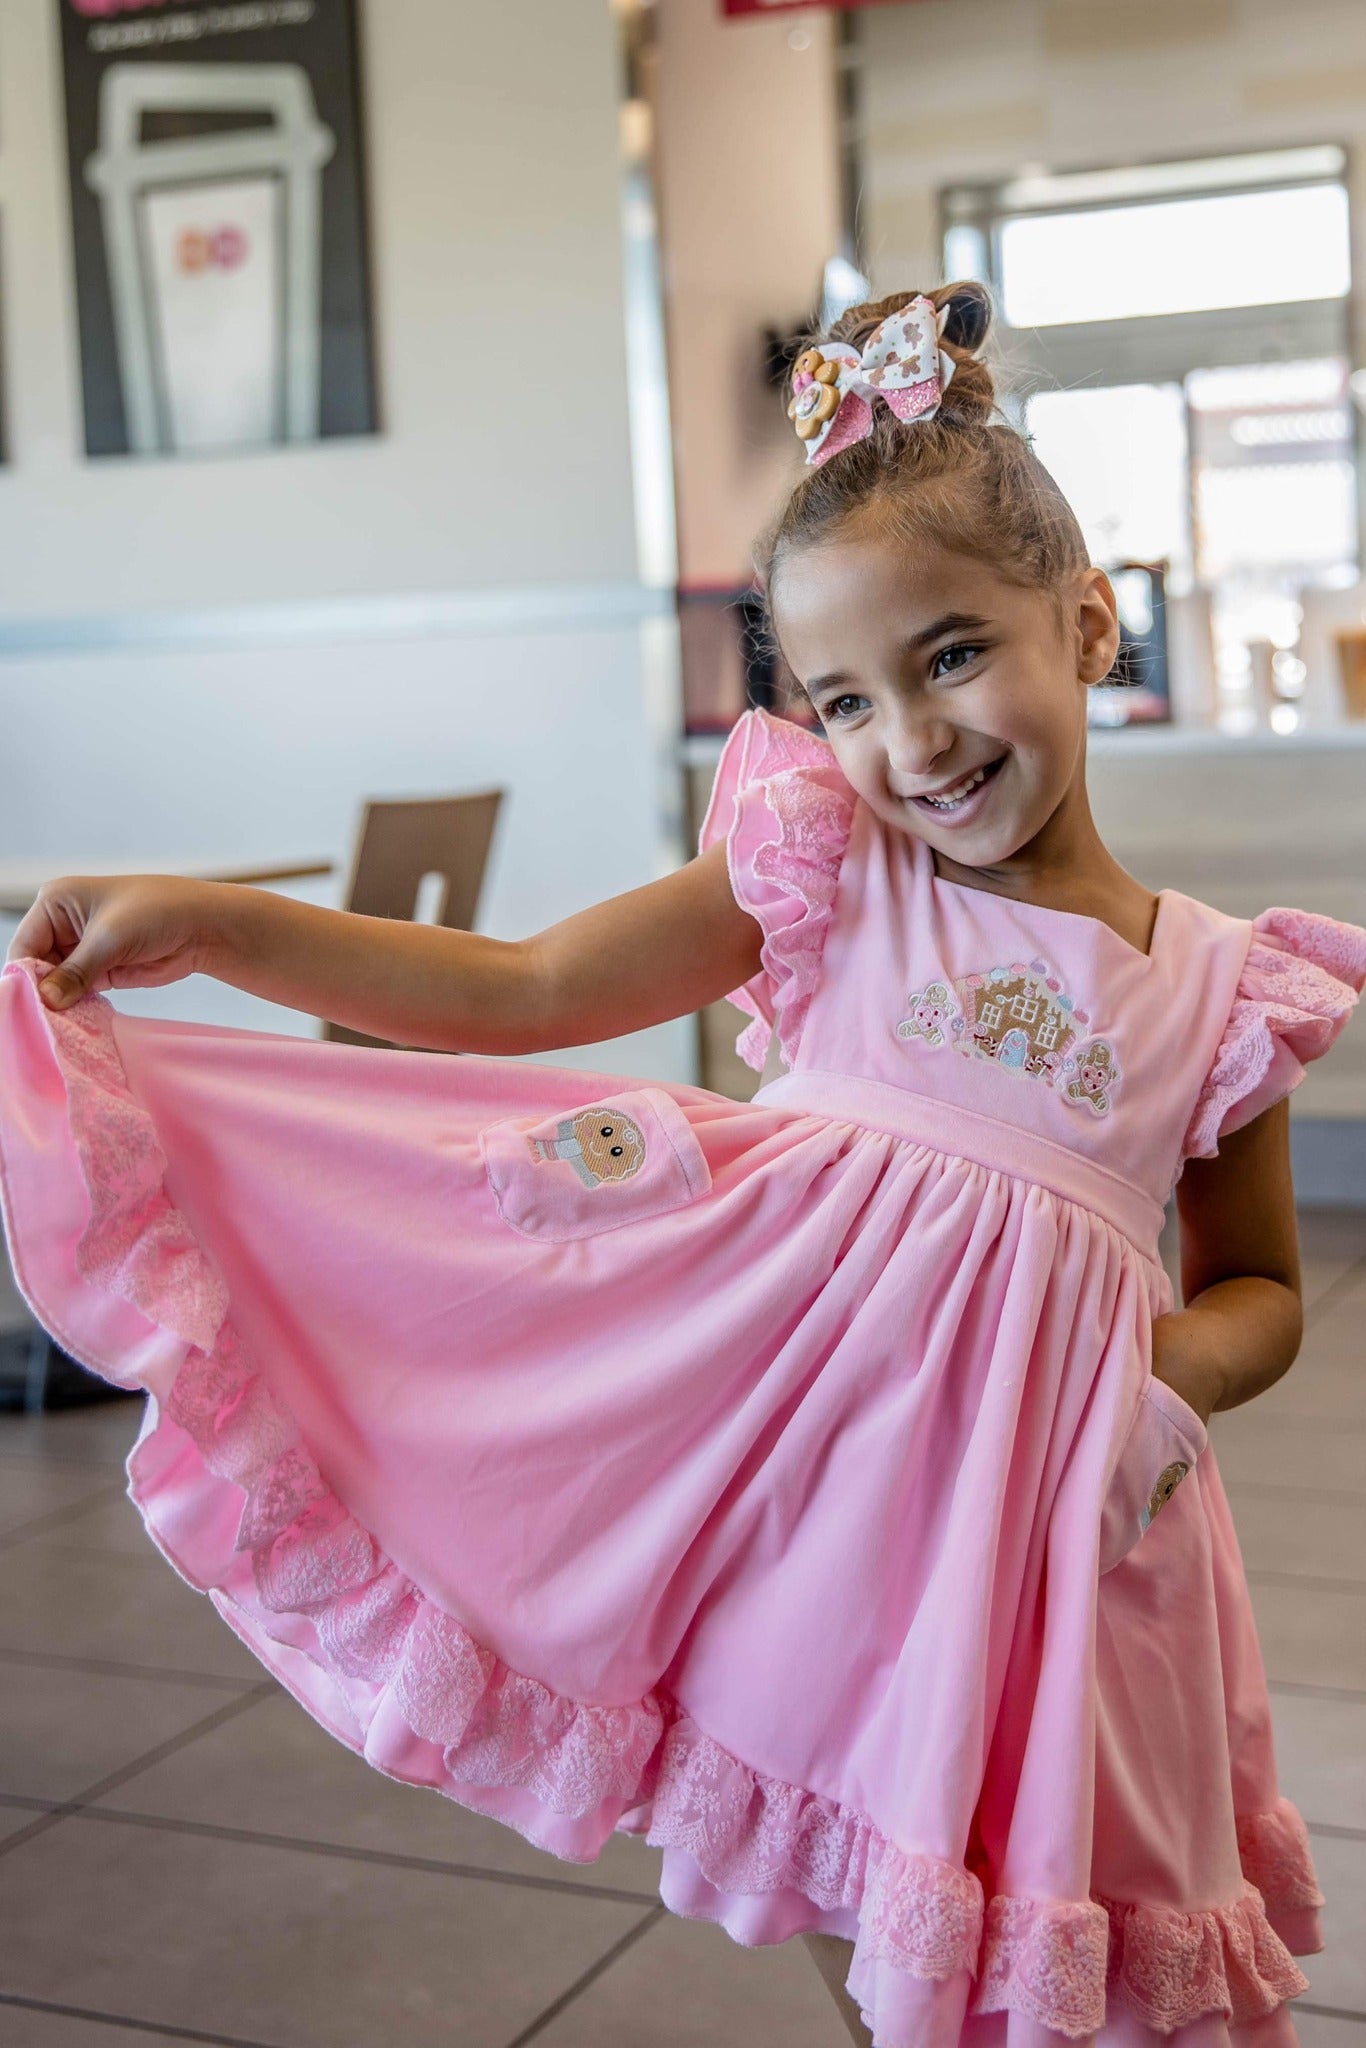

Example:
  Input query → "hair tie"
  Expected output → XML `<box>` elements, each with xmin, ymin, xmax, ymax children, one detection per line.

<box><xmin>787</xmin><ymin>295</ymin><xmax>957</xmax><ymax>469</ymax></box>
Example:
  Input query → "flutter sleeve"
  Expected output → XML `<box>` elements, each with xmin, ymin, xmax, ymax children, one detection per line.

<box><xmin>1182</xmin><ymin>907</ymin><xmax>1366</xmax><ymax>1161</ymax></box>
<box><xmin>698</xmin><ymin>707</ymin><xmax>857</xmax><ymax>1072</ymax></box>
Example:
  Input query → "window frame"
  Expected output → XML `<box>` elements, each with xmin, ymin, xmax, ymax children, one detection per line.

<box><xmin>940</xmin><ymin>142</ymin><xmax>1363</xmax><ymax>591</ymax></box>
<box><xmin>942</xmin><ymin>147</ymin><xmax>1354</xmax><ymax>372</ymax></box>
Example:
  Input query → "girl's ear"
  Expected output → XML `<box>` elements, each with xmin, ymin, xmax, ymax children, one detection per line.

<box><xmin>1076</xmin><ymin>568</ymin><xmax>1121</xmax><ymax>686</ymax></box>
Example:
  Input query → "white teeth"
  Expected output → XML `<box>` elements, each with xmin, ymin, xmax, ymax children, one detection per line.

<box><xmin>922</xmin><ymin>764</ymin><xmax>989</xmax><ymax>809</ymax></box>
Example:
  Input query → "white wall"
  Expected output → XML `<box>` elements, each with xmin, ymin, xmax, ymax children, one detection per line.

<box><xmin>0</xmin><ymin>619</ymin><xmax>686</xmax><ymax>1076</ymax></box>
<box><xmin>0</xmin><ymin>0</ymin><xmax>692</xmax><ymax>1084</ymax></box>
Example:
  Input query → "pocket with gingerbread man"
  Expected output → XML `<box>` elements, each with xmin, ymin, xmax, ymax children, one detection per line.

<box><xmin>480</xmin><ymin>1086</ymin><xmax>712</xmax><ymax>1241</ymax></box>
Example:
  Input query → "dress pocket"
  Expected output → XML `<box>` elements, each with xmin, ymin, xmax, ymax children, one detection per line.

<box><xmin>1098</xmin><ymin>1372</ymin><xmax>1209</xmax><ymax>1576</ymax></box>
<box><xmin>479</xmin><ymin>1086</ymin><xmax>712</xmax><ymax>1242</ymax></box>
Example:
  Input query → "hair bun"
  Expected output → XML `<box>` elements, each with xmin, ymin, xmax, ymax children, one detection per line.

<box><xmin>937</xmin><ymin>281</ymin><xmax>991</xmax><ymax>355</ymax></box>
<box><xmin>825</xmin><ymin>280</ymin><xmax>993</xmax><ymax>361</ymax></box>
<box><xmin>817</xmin><ymin>280</ymin><xmax>997</xmax><ymax>430</ymax></box>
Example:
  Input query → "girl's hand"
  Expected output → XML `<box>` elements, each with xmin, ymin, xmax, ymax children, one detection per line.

<box><xmin>1149</xmin><ymin>1310</ymin><xmax>1225</xmax><ymax>1427</ymax></box>
<box><xmin>5</xmin><ymin>874</ymin><xmax>225</xmax><ymax>1011</ymax></box>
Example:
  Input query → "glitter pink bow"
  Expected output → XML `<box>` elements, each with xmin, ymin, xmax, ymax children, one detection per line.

<box><xmin>787</xmin><ymin>295</ymin><xmax>957</xmax><ymax>469</ymax></box>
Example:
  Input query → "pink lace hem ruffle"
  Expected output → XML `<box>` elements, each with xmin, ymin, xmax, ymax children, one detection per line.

<box><xmin>5</xmin><ymin>958</ymin><xmax>1315</xmax><ymax>2040</ymax></box>
<box><xmin>1183</xmin><ymin>906</ymin><xmax>1366</xmax><ymax>1160</ymax></box>
<box><xmin>698</xmin><ymin>708</ymin><xmax>856</xmax><ymax>1072</ymax></box>
<box><xmin>1237</xmin><ymin>1797</ymin><xmax>1326</xmax><ymax>1917</ymax></box>
<box><xmin>1101</xmin><ymin>1880</ymin><xmax>1313</xmax><ymax>2035</ymax></box>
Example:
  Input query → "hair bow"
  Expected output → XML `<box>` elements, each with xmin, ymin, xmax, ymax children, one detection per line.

<box><xmin>787</xmin><ymin>295</ymin><xmax>956</xmax><ymax>468</ymax></box>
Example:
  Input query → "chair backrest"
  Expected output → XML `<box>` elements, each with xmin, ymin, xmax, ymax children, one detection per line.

<box><xmin>323</xmin><ymin>790</ymin><xmax>505</xmax><ymax>1047</ymax></box>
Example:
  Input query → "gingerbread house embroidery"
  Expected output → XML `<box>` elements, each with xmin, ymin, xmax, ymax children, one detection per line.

<box><xmin>896</xmin><ymin>958</ymin><xmax>1121</xmax><ymax>1115</ymax></box>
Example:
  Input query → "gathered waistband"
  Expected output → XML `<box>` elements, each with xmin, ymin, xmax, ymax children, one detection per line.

<box><xmin>754</xmin><ymin>1069</ymin><xmax>1165</xmax><ymax>1251</ymax></box>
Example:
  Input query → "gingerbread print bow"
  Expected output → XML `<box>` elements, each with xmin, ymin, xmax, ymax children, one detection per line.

<box><xmin>787</xmin><ymin>295</ymin><xmax>957</xmax><ymax>468</ymax></box>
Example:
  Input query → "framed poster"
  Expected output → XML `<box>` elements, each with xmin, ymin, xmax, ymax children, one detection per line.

<box><xmin>58</xmin><ymin>0</ymin><xmax>377</xmax><ymax>458</ymax></box>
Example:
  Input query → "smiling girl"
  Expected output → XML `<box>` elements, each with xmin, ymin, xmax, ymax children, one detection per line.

<box><xmin>2</xmin><ymin>282</ymin><xmax>1363</xmax><ymax>2048</ymax></box>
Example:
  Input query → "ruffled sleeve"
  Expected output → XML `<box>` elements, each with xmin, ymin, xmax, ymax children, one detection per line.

<box><xmin>1182</xmin><ymin>907</ymin><xmax>1366</xmax><ymax>1161</ymax></box>
<box><xmin>698</xmin><ymin>707</ymin><xmax>856</xmax><ymax>1072</ymax></box>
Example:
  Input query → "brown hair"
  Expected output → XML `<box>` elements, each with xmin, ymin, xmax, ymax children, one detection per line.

<box><xmin>757</xmin><ymin>282</ymin><xmax>1090</xmax><ymax>610</ymax></box>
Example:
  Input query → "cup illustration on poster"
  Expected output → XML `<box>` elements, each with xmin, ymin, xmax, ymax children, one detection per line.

<box><xmin>59</xmin><ymin>1</ymin><xmax>377</xmax><ymax>458</ymax></box>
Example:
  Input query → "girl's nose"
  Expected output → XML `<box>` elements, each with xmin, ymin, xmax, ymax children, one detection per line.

<box><xmin>885</xmin><ymin>715</ymin><xmax>955</xmax><ymax>785</ymax></box>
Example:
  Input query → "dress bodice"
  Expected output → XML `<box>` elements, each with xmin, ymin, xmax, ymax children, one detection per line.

<box><xmin>794</xmin><ymin>802</ymin><xmax>1249</xmax><ymax>1228</ymax></box>
<box><xmin>701</xmin><ymin>709</ymin><xmax>1366</xmax><ymax>1255</ymax></box>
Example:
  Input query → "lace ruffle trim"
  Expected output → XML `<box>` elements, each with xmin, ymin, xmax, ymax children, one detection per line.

<box><xmin>1184</xmin><ymin>906</ymin><xmax>1366</xmax><ymax>1160</ymax></box>
<box><xmin>973</xmin><ymin>1877</ymin><xmax>1309</xmax><ymax>2037</ymax></box>
<box><xmin>1236</xmin><ymin>1796</ymin><xmax>1326</xmax><ymax>1916</ymax></box>
<box><xmin>1099</xmin><ymin>1881</ymin><xmax>1311</xmax><ymax>2036</ymax></box>
<box><xmin>8</xmin><ymin>955</ymin><xmax>1313</xmax><ymax>2040</ymax></box>
<box><xmin>699</xmin><ymin>710</ymin><xmax>856</xmax><ymax>1072</ymax></box>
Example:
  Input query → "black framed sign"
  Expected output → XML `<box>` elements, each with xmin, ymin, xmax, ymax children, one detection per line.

<box><xmin>59</xmin><ymin>0</ymin><xmax>377</xmax><ymax>458</ymax></box>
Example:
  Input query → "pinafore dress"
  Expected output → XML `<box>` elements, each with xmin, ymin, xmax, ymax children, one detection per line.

<box><xmin>0</xmin><ymin>708</ymin><xmax>1362</xmax><ymax>2048</ymax></box>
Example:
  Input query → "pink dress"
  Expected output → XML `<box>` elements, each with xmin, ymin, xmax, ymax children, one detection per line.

<box><xmin>0</xmin><ymin>707</ymin><xmax>1362</xmax><ymax>2048</ymax></box>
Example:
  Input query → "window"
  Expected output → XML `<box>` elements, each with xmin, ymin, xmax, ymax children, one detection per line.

<box><xmin>998</xmin><ymin>185</ymin><xmax>1350</xmax><ymax>329</ymax></box>
<box><xmin>942</xmin><ymin>148</ymin><xmax>1359</xmax><ymax>727</ymax></box>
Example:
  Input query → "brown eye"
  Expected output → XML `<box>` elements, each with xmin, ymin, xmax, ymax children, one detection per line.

<box><xmin>932</xmin><ymin>643</ymin><xmax>982</xmax><ymax>679</ymax></box>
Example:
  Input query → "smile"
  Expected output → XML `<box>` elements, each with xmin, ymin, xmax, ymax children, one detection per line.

<box><xmin>908</xmin><ymin>755</ymin><xmax>1006</xmax><ymax>819</ymax></box>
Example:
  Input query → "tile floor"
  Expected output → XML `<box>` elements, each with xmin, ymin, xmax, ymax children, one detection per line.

<box><xmin>0</xmin><ymin>1212</ymin><xmax>1362</xmax><ymax>2048</ymax></box>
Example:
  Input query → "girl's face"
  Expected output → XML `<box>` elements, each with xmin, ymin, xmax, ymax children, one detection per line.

<box><xmin>771</xmin><ymin>530</ymin><xmax>1119</xmax><ymax>873</ymax></box>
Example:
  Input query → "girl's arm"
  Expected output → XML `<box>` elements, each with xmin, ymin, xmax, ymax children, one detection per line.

<box><xmin>1153</xmin><ymin>1098</ymin><xmax>1303</xmax><ymax>1422</ymax></box>
<box><xmin>7</xmin><ymin>839</ymin><xmax>765</xmax><ymax>1055</ymax></box>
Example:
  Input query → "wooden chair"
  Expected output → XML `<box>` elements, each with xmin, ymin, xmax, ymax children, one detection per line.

<box><xmin>323</xmin><ymin>790</ymin><xmax>505</xmax><ymax>1048</ymax></box>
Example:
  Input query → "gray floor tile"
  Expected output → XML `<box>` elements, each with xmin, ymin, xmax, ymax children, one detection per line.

<box><xmin>1298</xmin><ymin>1291</ymin><xmax>1366</xmax><ymax>1364</ymax></box>
<box><xmin>1230</xmin><ymin>1489</ymin><xmax>1366</xmax><ymax>1586</ymax></box>
<box><xmin>0</xmin><ymin>1814</ymin><xmax>651</xmax><ymax>2048</ymax></box>
<box><xmin>0</xmin><ymin>2004</ymin><xmax>243</xmax><ymax>2048</ymax></box>
<box><xmin>90</xmin><ymin>1688</ymin><xmax>663</xmax><ymax>1899</ymax></box>
<box><xmin>0</xmin><ymin>1530</ymin><xmax>262</xmax><ymax>1681</ymax></box>
<box><xmin>0</xmin><ymin>1459</ymin><xmax>124</xmax><ymax>1540</ymax></box>
<box><xmin>528</xmin><ymin>1906</ymin><xmax>841</xmax><ymax>2048</ymax></box>
<box><xmin>0</xmin><ymin>1402</ymin><xmax>145</xmax><ymax>1468</ymax></box>
<box><xmin>1272</xmin><ymin>1693</ymin><xmax>1366</xmax><ymax>1833</ymax></box>
<box><xmin>0</xmin><ymin>1801</ymin><xmax>54</xmax><ymax>1846</ymax></box>
<box><xmin>1252</xmin><ymin>1579</ymin><xmax>1366</xmax><ymax>1692</ymax></box>
<box><xmin>1307</xmin><ymin>1244</ymin><xmax>1366</xmax><ymax>1306</ymax></box>
<box><xmin>1298</xmin><ymin>1835</ymin><xmax>1366</xmax><ymax>2016</ymax></box>
<box><xmin>1297</xmin><ymin>1211</ymin><xmax>1366</xmax><ymax>1315</ymax></box>
<box><xmin>1302</xmin><ymin>1269</ymin><xmax>1366</xmax><ymax>1323</ymax></box>
<box><xmin>1210</xmin><ymin>1413</ymin><xmax>1366</xmax><ymax>1496</ymax></box>
<box><xmin>1297</xmin><ymin>1296</ymin><xmax>1366</xmax><ymax>1366</ymax></box>
<box><xmin>1253</xmin><ymin>1339</ymin><xmax>1366</xmax><ymax>1428</ymax></box>
<box><xmin>1291</xmin><ymin>2013</ymin><xmax>1366</xmax><ymax>2048</ymax></box>
<box><xmin>0</xmin><ymin>1653</ymin><xmax>261</xmax><ymax>1803</ymax></box>
<box><xmin>35</xmin><ymin>1487</ymin><xmax>180</xmax><ymax>1560</ymax></box>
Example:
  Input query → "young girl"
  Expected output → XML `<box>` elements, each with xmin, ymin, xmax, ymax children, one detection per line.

<box><xmin>2</xmin><ymin>282</ymin><xmax>1362</xmax><ymax>2048</ymax></box>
